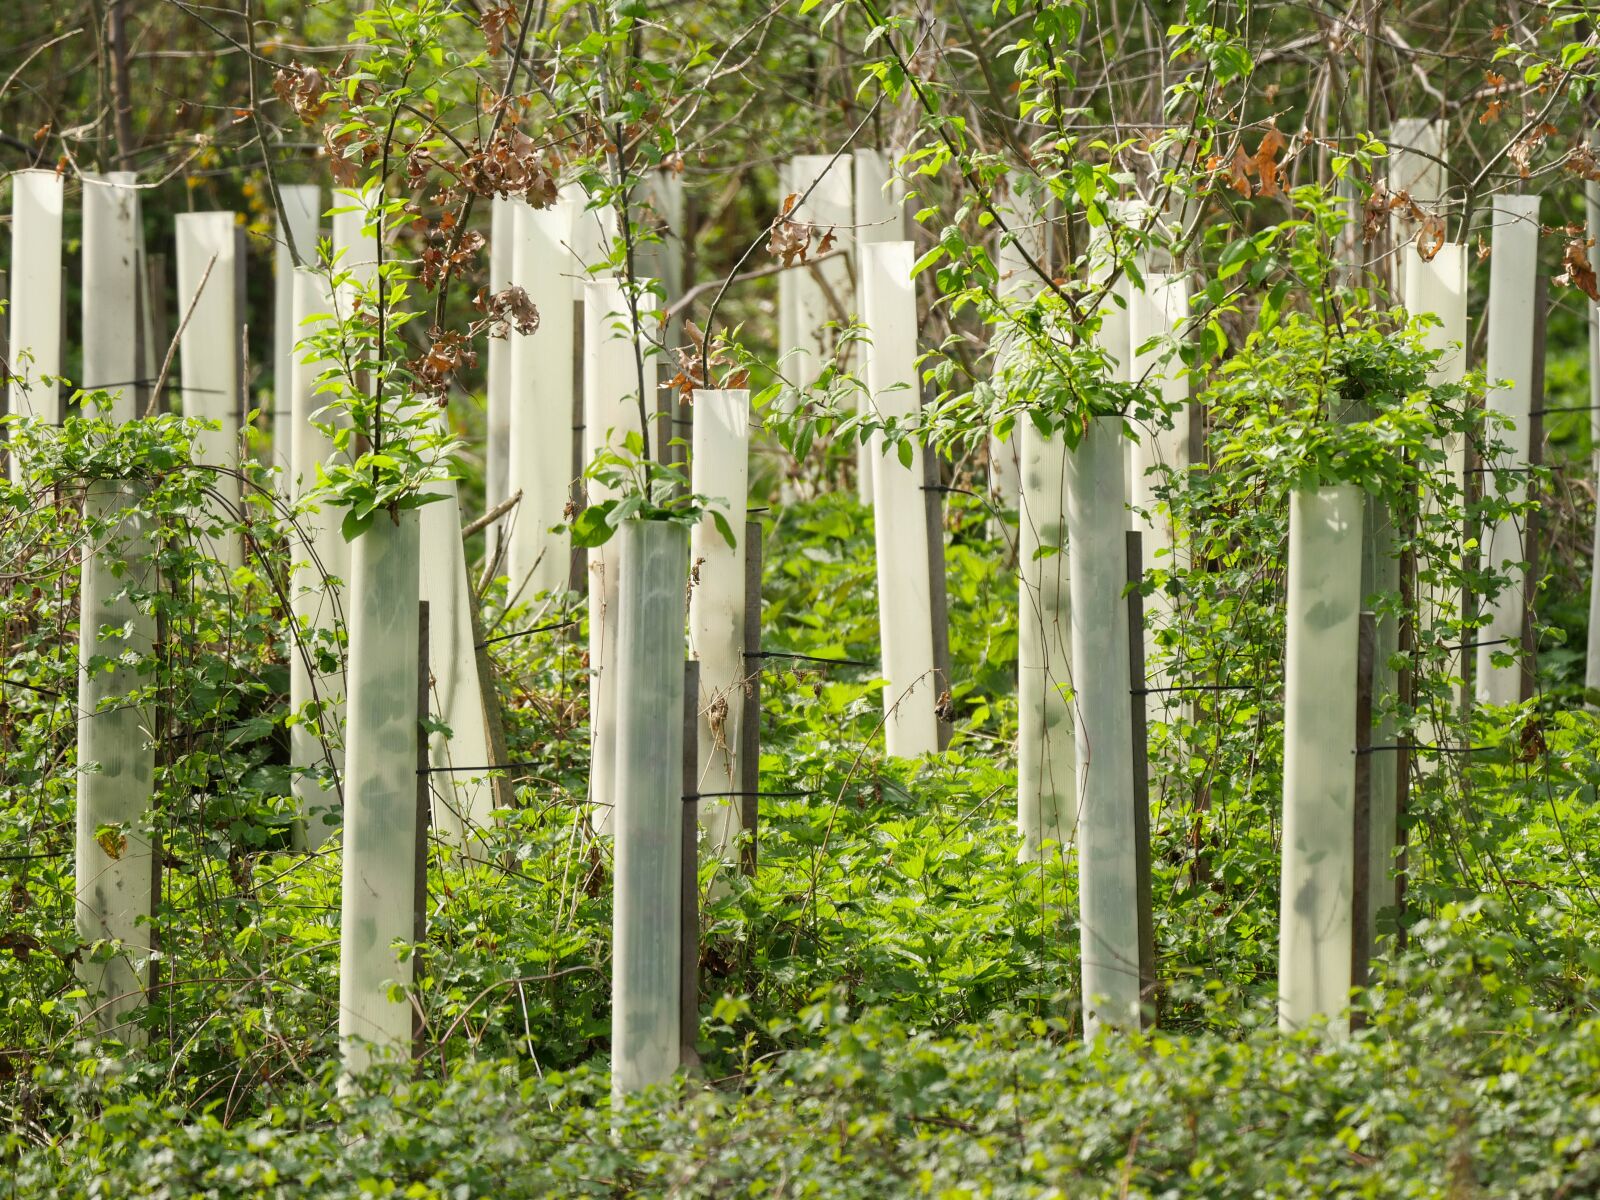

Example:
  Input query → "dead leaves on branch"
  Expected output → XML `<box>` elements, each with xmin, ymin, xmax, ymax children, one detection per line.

<box><xmin>272</xmin><ymin>62</ymin><xmax>331</xmax><ymax>124</ymax></box>
<box><xmin>459</xmin><ymin>129</ymin><xmax>561</xmax><ymax>207</ymax></box>
<box><xmin>1363</xmin><ymin>182</ymin><xmax>1448</xmax><ymax>262</ymax></box>
<box><xmin>408</xmin><ymin>329</ymin><xmax>477</xmax><ymax>398</ymax></box>
<box><xmin>475</xmin><ymin>285</ymin><xmax>541</xmax><ymax>339</ymax></box>
<box><xmin>768</xmin><ymin>193</ymin><xmax>836</xmax><ymax>267</ymax></box>
<box><xmin>1557</xmin><ymin>235</ymin><xmax>1600</xmax><ymax>302</ymax></box>
<box><xmin>668</xmin><ymin>321</ymin><xmax>749</xmax><ymax>400</ymax></box>
<box><xmin>1207</xmin><ymin>127</ymin><xmax>1289</xmax><ymax>199</ymax></box>
<box><xmin>480</xmin><ymin>4</ymin><xmax>518</xmax><ymax>56</ymax></box>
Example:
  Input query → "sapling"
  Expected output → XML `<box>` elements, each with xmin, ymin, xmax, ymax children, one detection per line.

<box><xmin>507</xmin><ymin>194</ymin><xmax>577</xmax><ymax>599</ymax></box>
<box><xmin>861</xmin><ymin>241</ymin><xmax>938</xmax><ymax>757</ymax></box>
<box><xmin>174</xmin><ymin>211</ymin><xmax>243</xmax><ymax>566</ymax></box>
<box><xmin>688</xmin><ymin>389</ymin><xmax>750</xmax><ymax>861</ymax></box>
<box><xmin>1478</xmin><ymin>194</ymin><xmax>1541</xmax><ymax>706</ymax></box>
<box><xmin>1278</xmin><ymin>484</ymin><xmax>1365</xmax><ymax>1037</ymax></box>
<box><xmin>7</xmin><ymin>168</ymin><xmax>64</xmax><ymax>480</ymax></box>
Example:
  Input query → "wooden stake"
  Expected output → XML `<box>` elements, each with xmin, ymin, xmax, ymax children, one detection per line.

<box><xmin>1521</xmin><ymin>276</ymin><xmax>1548</xmax><ymax>703</ymax></box>
<box><xmin>923</xmin><ymin>435</ymin><xmax>952</xmax><ymax>750</ymax></box>
<box><xmin>1125</xmin><ymin>531</ymin><xmax>1156</xmax><ymax>1026</ymax></box>
<box><xmin>413</xmin><ymin>601</ymin><xmax>431</xmax><ymax>1060</ymax></box>
<box><xmin>1351</xmin><ymin>610</ymin><xmax>1375</xmax><ymax>1009</ymax></box>
<box><xmin>739</xmin><ymin>519</ymin><xmax>762</xmax><ymax>876</ymax></box>
<box><xmin>680</xmin><ymin>660</ymin><xmax>701</xmax><ymax>1071</ymax></box>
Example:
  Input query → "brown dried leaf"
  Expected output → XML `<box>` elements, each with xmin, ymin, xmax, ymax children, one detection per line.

<box><xmin>273</xmin><ymin>63</ymin><xmax>329</xmax><ymax>124</ymax></box>
<box><xmin>480</xmin><ymin>5</ymin><xmax>517</xmax><ymax>56</ymax></box>
<box><xmin>1557</xmin><ymin>237</ymin><xmax>1600</xmax><ymax>302</ymax></box>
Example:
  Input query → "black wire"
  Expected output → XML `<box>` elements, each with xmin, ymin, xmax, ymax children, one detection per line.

<box><xmin>745</xmin><ymin>650</ymin><xmax>875</xmax><ymax>668</ymax></box>
<box><xmin>475</xmin><ymin>618</ymin><xmax>580</xmax><ymax>650</ymax></box>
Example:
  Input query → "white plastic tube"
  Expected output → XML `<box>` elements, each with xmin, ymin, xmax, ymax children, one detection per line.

<box><xmin>288</xmin><ymin>269</ymin><xmax>347</xmax><ymax>849</ymax></box>
<box><xmin>332</xmin><ymin>186</ymin><xmax>380</xmax><ymax>301</ymax></box>
<box><xmin>688</xmin><ymin>389</ymin><xmax>750</xmax><ymax>860</ymax></box>
<box><xmin>861</xmin><ymin>241</ymin><xmax>938</xmax><ymax>757</ymax></box>
<box><xmin>1016</xmin><ymin>416</ymin><xmax>1072</xmax><ymax>860</ymax></box>
<box><xmin>485</xmin><ymin>195</ymin><xmax>515</xmax><ymax>515</ymax></box>
<box><xmin>564</xmin><ymin>181</ymin><xmax>616</xmax><ymax>299</ymax></box>
<box><xmin>988</xmin><ymin>181</ymin><xmax>1051</xmax><ymax>523</ymax></box>
<box><xmin>339</xmin><ymin>508</ymin><xmax>421</xmax><ymax>1078</ymax></box>
<box><xmin>508</xmin><ymin>196</ymin><xmax>577</xmax><ymax>598</ymax></box>
<box><xmin>82</xmin><ymin>172</ymin><xmax>141</xmax><ymax>421</ymax></box>
<box><xmin>1478</xmin><ymin>195</ymin><xmax>1540</xmax><ymax>706</ymax></box>
<box><xmin>272</xmin><ymin>185</ymin><xmax>322</xmax><ymax>493</ymax></box>
<box><xmin>174</xmin><ymin>212</ymin><xmax>242</xmax><ymax>566</ymax></box>
<box><xmin>584</xmin><ymin>278</ymin><xmax>656</xmax><ymax>832</ymax></box>
<box><xmin>1388</xmin><ymin>119</ymin><xmax>1447</xmax><ymax>295</ymax></box>
<box><xmin>1404</xmin><ymin>243</ymin><xmax>1469</xmax><ymax>725</ymax></box>
<box><xmin>75</xmin><ymin>223</ymin><xmax>156</xmax><ymax>1040</ymax></box>
<box><xmin>418</xmin><ymin>456</ymin><xmax>494</xmax><ymax>844</ymax></box>
<box><xmin>1278</xmin><ymin>485</ymin><xmax>1364</xmax><ymax>1037</ymax></box>
<box><xmin>76</xmin><ymin>483</ymin><xmax>156</xmax><ymax>1041</ymax></box>
<box><xmin>1127</xmin><ymin>272</ymin><xmax>1190</xmax><ymax>553</ymax></box>
<box><xmin>1587</xmin><ymin>182</ymin><xmax>1600</xmax><ymax>702</ymax></box>
<box><xmin>852</xmin><ymin>150</ymin><xmax>904</xmax><ymax>505</ymax></box>
<box><xmin>7</xmin><ymin>169</ymin><xmax>64</xmax><ymax>478</ymax></box>
<box><xmin>780</xmin><ymin>155</ymin><xmax>854</xmax><ymax>386</ymax></box>
<box><xmin>1065</xmin><ymin>416</ymin><xmax>1139</xmax><ymax>1034</ymax></box>
<box><xmin>610</xmin><ymin>518</ymin><xmax>687</xmax><ymax>1101</ymax></box>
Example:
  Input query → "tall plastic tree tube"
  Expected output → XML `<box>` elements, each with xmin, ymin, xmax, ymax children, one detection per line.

<box><xmin>688</xmin><ymin>389</ymin><xmax>750</xmax><ymax>861</ymax></box>
<box><xmin>860</xmin><ymin>241</ymin><xmax>938</xmax><ymax>758</ymax></box>
<box><xmin>508</xmin><ymin>195</ymin><xmax>577</xmax><ymax>599</ymax></box>
<box><xmin>851</xmin><ymin>150</ymin><xmax>904</xmax><ymax>505</ymax></box>
<box><xmin>6</xmin><ymin>168</ymin><xmax>64</xmax><ymax>479</ymax></box>
<box><xmin>779</xmin><ymin>155</ymin><xmax>854</xmax><ymax>391</ymax></box>
<box><xmin>1403</xmin><ymin>243</ymin><xmax>1469</xmax><ymax>729</ymax></box>
<box><xmin>484</xmin><ymin>195</ymin><xmax>515</xmax><ymax>518</ymax></box>
<box><xmin>339</xmin><ymin>509</ymin><xmax>422</xmax><ymax>1079</ymax></box>
<box><xmin>1278</xmin><ymin>485</ymin><xmax>1365</xmax><ymax>1038</ymax></box>
<box><xmin>287</xmin><ymin>270</ymin><xmax>348</xmax><ymax>849</ymax></box>
<box><xmin>82</xmin><ymin>172</ymin><xmax>141</xmax><ymax>420</ymax></box>
<box><xmin>1065</xmin><ymin>415</ymin><xmax>1140</xmax><ymax>1035</ymax></box>
<box><xmin>272</xmin><ymin>184</ymin><xmax>321</xmax><ymax>493</ymax></box>
<box><xmin>1016</xmin><ymin>416</ymin><xmax>1072</xmax><ymax>861</ymax></box>
<box><xmin>584</xmin><ymin>278</ymin><xmax>656</xmax><ymax>833</ymax></box>
<box><xmin>75</xmin><ymin>173</ymin><xmax>156</xmax><ymax>1039</ymax></box>
<box><xmin>174</xmin><ymin>212</ymin><xmax>243</xmax><ymax>566</ymax></box>
<box><xmin>1387</xmin><ymin>118</ymin><xmax>1447</xmax><ymax>296</ymax></box>
<box><xmin>610</xmin><ymin>519</ymin><xmax>687</xmax><ymax>1102</ymax></box>
<box><xmin>1478</xmin><ymin>194</ymin><xmax>1541</xmax><ymax>706</ymax></box>
<box><xmin>418</xmin><ymin>433</ymin><xmax>495</xmax><ymax>845</ymax></box>
<box><xmin>987</xmin><ymin>178</ymin><xmax>1051</xmax><ymax>527</ymax></box>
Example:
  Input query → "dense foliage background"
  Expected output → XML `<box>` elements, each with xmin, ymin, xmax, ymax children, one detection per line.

<box><xmin>5</xmin><ymin>0</ymin><xmax>1600</xmax><ymax>1195</ymax></box>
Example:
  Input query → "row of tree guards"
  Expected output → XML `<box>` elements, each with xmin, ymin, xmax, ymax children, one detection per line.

<box><xmin>4</xmin><ymin>120</ymin><xmax>1592</xmax><ymax>1088</ymax></box>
